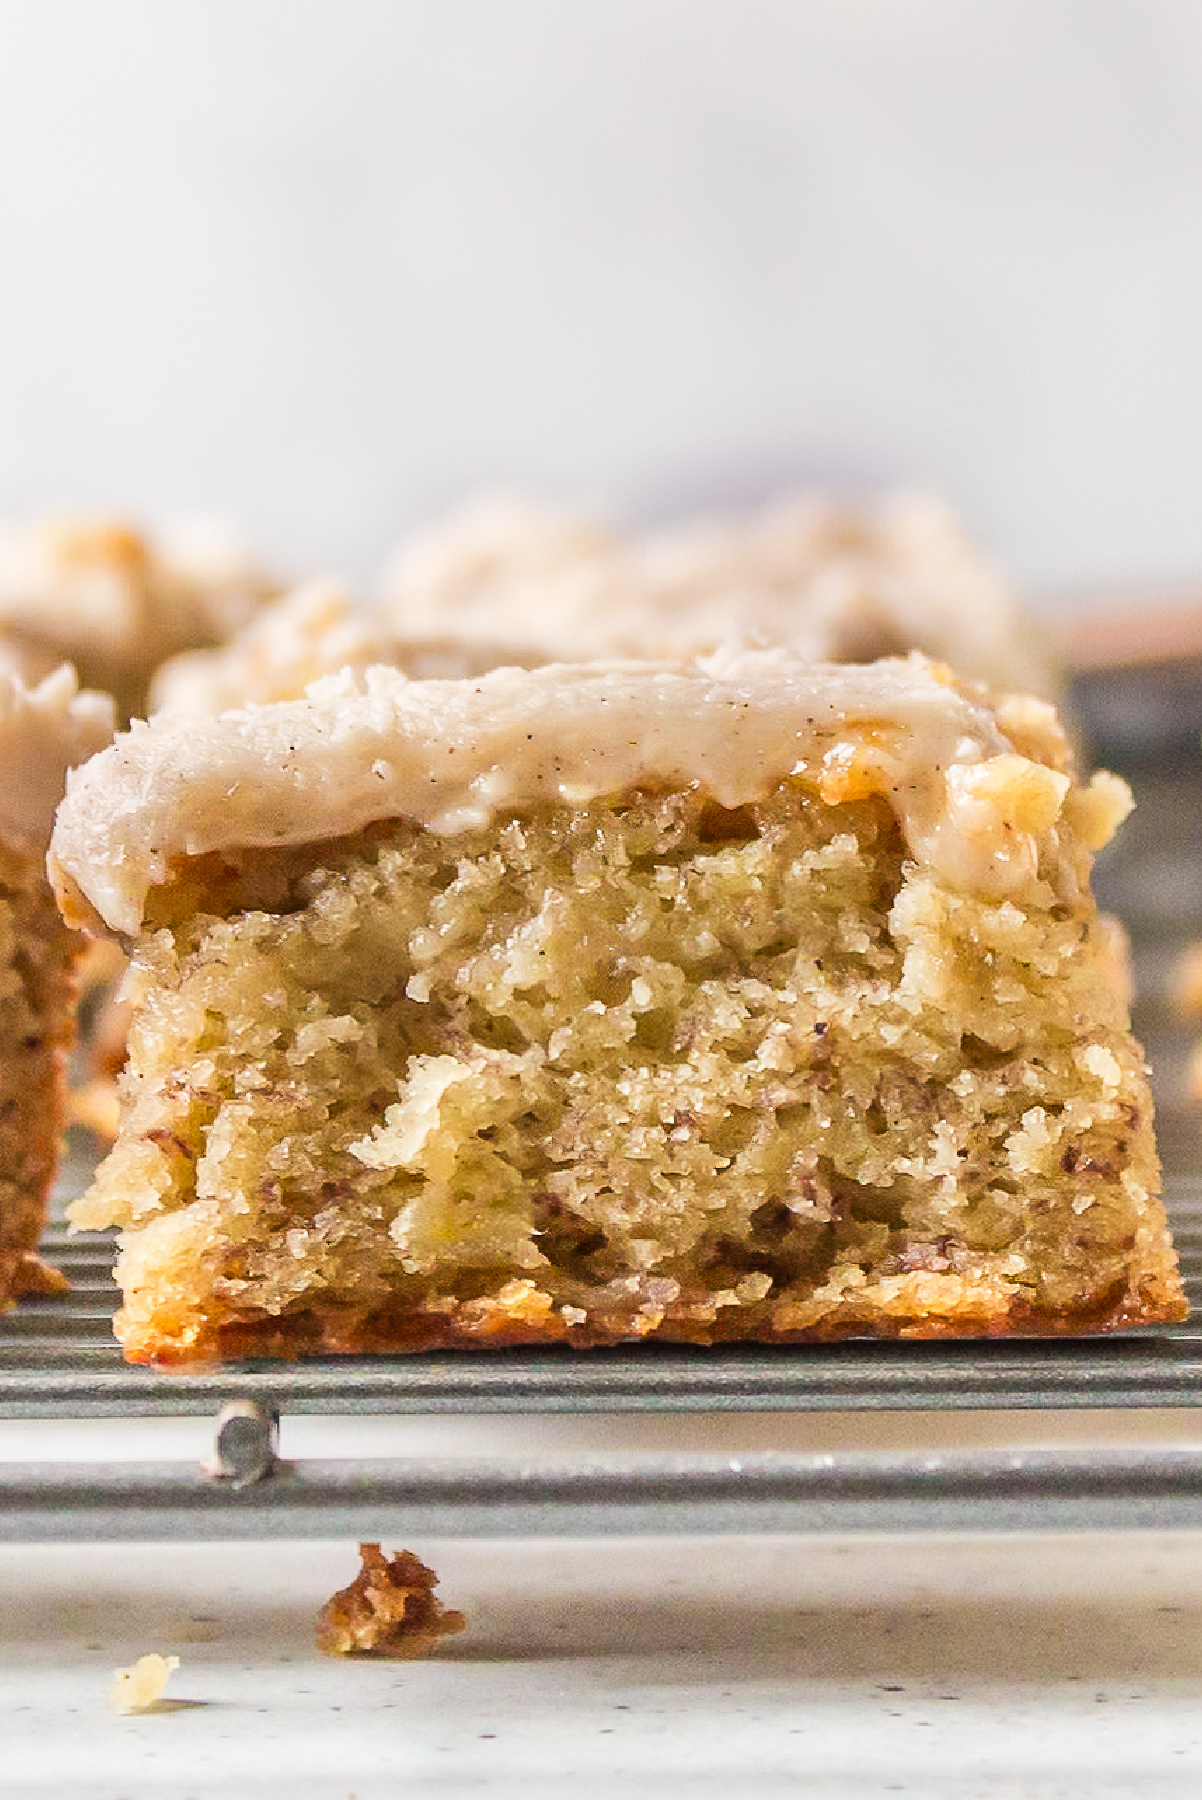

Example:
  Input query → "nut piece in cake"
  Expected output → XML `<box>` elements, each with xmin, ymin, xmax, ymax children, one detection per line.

<box><xmin>0</xmin><ymin>667</ymin><xmax>114</xmax><ymax>1311</ymax></box>
<box><xmin>50</xmin><ymin>652</ymin><xmax>1182</xmax><ymax>1362</ymax></box>
<box><xmin>316</xmin><ymin>1544</ymin><xmax>466</xmax><ymax>1658</ymax></box>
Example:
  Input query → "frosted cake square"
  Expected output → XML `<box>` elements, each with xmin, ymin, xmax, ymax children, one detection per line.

<box><xmin>0</xmin><ymin>669</ymin><xmax>113</xmax><ymax>1308</ymax></box>
<box><xmin>50</xmin><ymin>653</ymin><xmax>1183</xmax><ymax>1362</ymax></box>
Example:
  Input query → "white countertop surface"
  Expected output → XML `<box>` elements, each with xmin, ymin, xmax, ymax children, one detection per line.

<box><xmin>5</xmin><ymin>1411</ymin><xmax>1202</xmax><ymax>1798</ymax></box>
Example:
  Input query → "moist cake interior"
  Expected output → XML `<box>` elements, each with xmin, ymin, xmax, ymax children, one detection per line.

<box><xmin>73</xmin><ymin>767</ymin><xmax>1175</xmax><ymax>1362</ymax></box>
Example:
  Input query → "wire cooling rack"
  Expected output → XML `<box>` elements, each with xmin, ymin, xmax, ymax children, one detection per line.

<box><xmin>2</xmin><ymin>1187</ymin><xmax>1202</xmax><ymax>1542</ymax></box>
<box><xmin>4</xmin><ymin>1183</ymin><xmax>1202</xmax><ymax>1423</ymax></box>
<box><xmin>3</xmin><ymin>660</ymin><xmax>1202</xmax><ymax>1538</ymax></box>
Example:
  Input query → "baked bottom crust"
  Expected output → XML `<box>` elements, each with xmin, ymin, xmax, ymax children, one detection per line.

<box><xmin>75</xmin><ymin>780</ymin><xmax>1184</xmax><ymax>1364</ymax></box>
<box><xmin>200</xmin><ymin>1276</ymin><xmax>1179</xmax><ymax>1364</ymax></box>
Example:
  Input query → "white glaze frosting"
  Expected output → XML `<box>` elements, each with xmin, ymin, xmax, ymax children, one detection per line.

<box><xmin>0</xmin><ymin>666</ymin><xmax>114</xmax><ymax>853</ymax></box>
<box><xmin>50</xmin><ymin>651</ymin><xmax>1056</xmax><ymax>936</ymax></box>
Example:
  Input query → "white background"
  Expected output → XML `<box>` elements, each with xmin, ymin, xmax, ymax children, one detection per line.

<box><xmin>0</xmin><ymin>1</ymin><xmax>1200</xmax><ymax>599</ymax></box>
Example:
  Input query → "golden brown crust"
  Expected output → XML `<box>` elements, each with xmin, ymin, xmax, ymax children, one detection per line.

<box><xmin>121</xmin><ymin>1268</ymin><xmax>1185</xmax><ymax>1367</ymax></box>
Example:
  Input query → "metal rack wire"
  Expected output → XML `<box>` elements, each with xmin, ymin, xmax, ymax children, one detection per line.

<box><xmin>4</xmin><ymin>1187</ymin><xmax>1202</xmax><ymax>1422</ymax></box>
<box><xmin>2</xmin><ymin>1191</ymin><xmax>1202</xmax><ymax>1540</ymax></box>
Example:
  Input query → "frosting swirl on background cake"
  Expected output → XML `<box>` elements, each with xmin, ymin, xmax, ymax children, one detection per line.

<box><xmin>149</xmin><ymin>489</ymin><xmax>1061</xmax><ymax>720</ymax></box>
<box><xmin>0</xmin><ymin>514</ymin><xmax>281</xmax><ymax>721</ymax></box>
<box><xmin>0</xmin><ymin>666</ymin><xmax>114</xmax><ymax>853</ymax></box>
<box><xmin>377</xmin><ymin>490</ymin><xmax>1061</xmax><ymax>700</ymax></box>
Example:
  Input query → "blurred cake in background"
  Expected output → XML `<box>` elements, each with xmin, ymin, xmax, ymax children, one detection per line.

<box><xmin>147</xmin><ymin>576</ymin><xmax>528</xmax><ymax>718</ymax></box>
<box><xmin>0</xmin><ymin>513</ymin><xmax>283</xmax><ymax>1140</ymax></box>
<box><xmin>149</xmin><ymin>489</ymin><xmax>1061</xmax><ymax>716</ymax></box>
<box><xmin>380</xmin><ymin>489</ymin><xmax>1061</xmax><ymax>694</ymax></box>
<box><xmin>0</xmin><ymin>514</ymin><xmax>282</xmax><ymax>722</ymax></box>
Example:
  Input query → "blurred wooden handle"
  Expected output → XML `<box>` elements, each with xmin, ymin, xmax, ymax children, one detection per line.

<box><xmin>1059</xmin><ymin>590</ymin><xmax>1202</xmax><ymax>672</ymax></box>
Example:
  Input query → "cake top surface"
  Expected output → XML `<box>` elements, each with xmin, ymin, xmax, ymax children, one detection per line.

<box><xmin>49</xmin><ymin>650</ymin><xmax>1084</xmax><ymax>937</ymax></box>
<box><xmin>0</xmin><ymin>665</ymin><xmax>115</xmax><ymax>853</ymax></box>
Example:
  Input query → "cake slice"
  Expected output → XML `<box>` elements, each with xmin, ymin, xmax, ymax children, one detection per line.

<box><xmin>0</xmin><ymin>668</ymin><xmax>114</xmax><ymax>1308</ymax></box>
<box><xmin>50</xmin><ymin>653</ymin><xmax>1182</xmax><ymax>1363</ymax></box>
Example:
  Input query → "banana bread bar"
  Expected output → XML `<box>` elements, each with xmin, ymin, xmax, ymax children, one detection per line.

<box><xmin>0</xmin><ymin>667</ymin><xmax>114</xmax><ymax>1307</ymax></box>
<box><xmin>51</xmin><ymin>652</ymin><xmax>1181</xmax><ymax>1362</ymax></box>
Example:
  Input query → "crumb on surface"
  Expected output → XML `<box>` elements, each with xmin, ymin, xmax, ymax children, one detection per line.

<box><xmin>316</xmin><ymin>1543</ymin><xmax>467</xmax><ymax>1659</ymax></box>
<box><xmin>107</xmin><ymin>1651</ymin><xmax>180</xmax><ymax>1715</ymax></box>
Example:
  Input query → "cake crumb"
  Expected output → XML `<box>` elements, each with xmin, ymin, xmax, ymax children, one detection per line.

<box><xmin>316</xmin><ymin>1544</ymin><xmax>466</xmax><ymax>1659</ymax></box>
<box><xmin>107</xmin><ymin>1652</ymin><xmax>180</xmax><ymax>1715</ymax></box>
